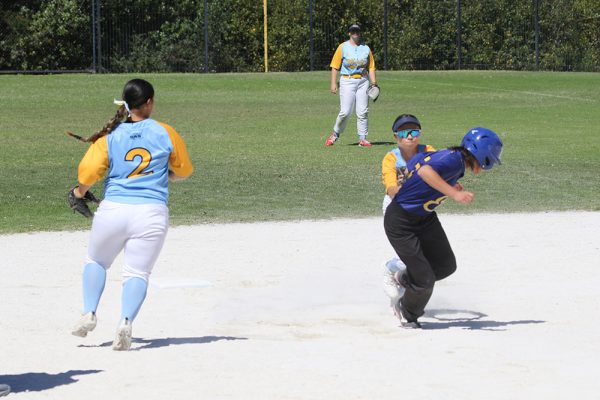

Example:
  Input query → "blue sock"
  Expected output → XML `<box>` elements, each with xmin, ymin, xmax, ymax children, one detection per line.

<box><xmin>82</xmin><ymin>262</ymin><xmax>107</xmax><ymax>314</ymax></box>
<box><xmin>121</xmin><ymin>277</ymin><xmax>148</xmax><ymax>321</ymax></box>
<box><xmin>359</xmin><ymin>135</ymin><xmax>366</xmax><ymax>141</ymax></box>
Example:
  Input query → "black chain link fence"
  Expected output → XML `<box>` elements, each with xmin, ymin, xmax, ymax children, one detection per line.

<box><xmin>1</xmin><ymin>0</ymin><xmax>599</xmax><ymax>73</ymax></box>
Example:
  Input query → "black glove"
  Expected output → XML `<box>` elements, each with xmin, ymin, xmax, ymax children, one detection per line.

<box><xmin>67</xmin><ymin>187</ymin><xmax>100</xmax><ymax>218</ymax></box>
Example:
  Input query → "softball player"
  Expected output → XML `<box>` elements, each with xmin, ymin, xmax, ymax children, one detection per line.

<box><xmin>69</xmin><ymin>79</ymin><xmax>193</xmax><ymax>350</ymax></box>
<box><xmin>381</xmin><ymin>114</ymin><xmax>435</xmax><ymax>212</ymax></box>
<box><xmin>326</xmin><ymin>23</ymin><xmax>377</xmax><ymax>148</ymax></box>
<box><xmin>381</xmin><ymin>114</ymin><xmax>435</xmax><ymax>305</ymax></box>
<box><xmin>384</xmin><ymin>128</ymin><xmax>503</xmax><ymax>328</ymax></box>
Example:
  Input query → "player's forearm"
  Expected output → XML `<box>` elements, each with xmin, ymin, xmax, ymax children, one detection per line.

<box><xmin>331</xmin><ymin>68</ymin><xmax>338</xmax><ymax>84</ymax></box>
<box><xmin>74</xmin><ymin>183</ymin><xmax>91</xmax><ymax>198</ymax></box>
<box><xmin>386</xmin><ymin>186</ymin><xmax>399</xmax><ymax>197</ymax></box>
<box><xmin>417</xmin><ymin>166</ymin><xmax>459</xmax><ymax>198</ymax></box>
<box><xmin>369</xmin><ymin>70</ymin><xmax>377</xmax><ymax>84</ymax></box>
<box><xmin>382</xmin><ymin>171</ymin><xmax>399</xmax><ymax>196</ymax></box>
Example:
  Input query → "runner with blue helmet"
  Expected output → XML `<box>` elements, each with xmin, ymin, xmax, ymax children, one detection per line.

<box><xmin>383</xmin><ymin>127</ymin><xmax>503</xmax><ymax>328</ymax></box>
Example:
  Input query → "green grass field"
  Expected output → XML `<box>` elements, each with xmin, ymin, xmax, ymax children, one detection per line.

<box><xmin>1</xmin><ymin>71</ymin><xmax>599</xmax><ymax>234</ymax></box>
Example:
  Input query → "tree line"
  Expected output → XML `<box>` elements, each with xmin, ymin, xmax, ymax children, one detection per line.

<box><xmin>1</xmin><ymin>0</ymin><xmax>599</xmax><ymax>72</ymax></box>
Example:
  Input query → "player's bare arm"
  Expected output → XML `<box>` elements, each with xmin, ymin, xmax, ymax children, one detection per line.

<box><xmin>330</xmin><ymin>68</ymin><xmax>338</xmax><ymax>94</ymax></box>
<box><xmin>369</xmin><ymin>68</ymin><xmax>377</xmax><ymax>86</ymax></box>
<box><xmin>386</xmin><ymin>186</ymin><xmax>400</xmax><ymax>197</ymax></box>
<box><xmin>417</xmin><ymin>165</ymin><xmax>474</xmax><ymax>204</ymax></box>
<box><xmin>73</xmin><ymin>184</ymin><xmax>91</xmax><ymax>198</ymax></box>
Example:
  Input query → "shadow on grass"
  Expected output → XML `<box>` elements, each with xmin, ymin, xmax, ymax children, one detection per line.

<box><xmin>0</xmin><ymin>370</ymin><xmax>102</xmax><ymax>393</ymax></box>
<box><xmin>346</xmin><ymin>141</ymin><xmax>396</xmax><ymax>146</ymax></box>
<box><xmin>422</xmin><ymin>309</ymin><xmax>545</xmax><ymax>331</ymax></box>
<box><xmin>78</xmin><ymin>335</ymin><xmax>247</xmax><ymax>351</ymax></box>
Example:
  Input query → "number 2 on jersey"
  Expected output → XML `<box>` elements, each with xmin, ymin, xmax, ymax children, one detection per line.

<box><xmin>125</xmin><ymin>148</ymin><xmax>154</xmax><ymax>179</ymax></box>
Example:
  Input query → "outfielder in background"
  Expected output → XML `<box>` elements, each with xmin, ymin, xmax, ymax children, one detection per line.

<box><xmin>383</xmin><ymin>128</ymin><xmax>503</xmax><ymax>328</ymax></box>
<box><xmin>67</xmin><ymin>79</ymin><xmax>193</xmax><ymax>350</ymax></box>
<box><xmin>326</xmin><ymin>23</ymin><xmax>378</xmax><ymax>148</ymax></box>
<box><xmin>380</xmin><ymin>114</ymin><xmax>435</xmax><ymax>306</ymax></box>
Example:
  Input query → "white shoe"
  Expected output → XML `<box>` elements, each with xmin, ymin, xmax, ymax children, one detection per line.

<box><xmin>392</xmin><ymin>300</ymin><xmax>422</xmax><ymax>329</ymax></box>
<box><xmin>71</xmin><ymin>312</ymin><xmax>97</xmax><ymax>337</ymax></box>
<box><xmin>383</xmin><ymin>258</ymin><xmax>406</xmax><ymax>306</ymax></box>
<box><xmin>112</xmin><ymin>319</ymin><xmax>132</xmax><ymax>351</ymax></box>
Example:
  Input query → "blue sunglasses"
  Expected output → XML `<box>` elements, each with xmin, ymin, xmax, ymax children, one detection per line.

<box><xmin>395</xmin><ymin>129</ymin><xmax>421</xmax><ymax>138</ymax></box>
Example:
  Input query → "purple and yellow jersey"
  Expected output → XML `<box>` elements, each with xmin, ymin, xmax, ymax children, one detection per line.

<box><xmin>381</xmin><ymin>144</ymin><xmax>435</xmax><ymax>192</ymax></box>
<box><xmin>394</xmin><ymin>149</ymin><xmax>465</xmax><ymax>216</ymax></box>
<box><xmin>330</xmin><ymin>41</ymin><xmax>375</xmax><ymax>76</ymax></box>
<box><xmin>78</xmin><ymin>119</ymin><xmax>193</xmax><ymax>205</ymax></box>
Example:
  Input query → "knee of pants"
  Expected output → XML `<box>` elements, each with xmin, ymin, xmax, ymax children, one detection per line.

<box><xmin>123</xmin><ymin>264</ymin><xmax>150</xmax><ymax>283</ymax></box>
<box><xmin>434</xmin><ymin>258</ymin><xmax>457</xmax><ymax>281</ymax></box>
<box><xmin>356</xmin><ymin>110</ymin><xmax>368</xmax><ymax>120</ymax></box>
<box><xmin>407</xmin><ymin>268</ymin><xmax>436</xmax><ymax>290</ymax></box>
<box><xmin>338</xmin><ymin>110</ymin><xmax>351</xmax><ymax>119</ymax></box>
<box><xmin>85</xmin><ymin>257</ymin><xmax>110</xmax><ymax>270</ymax></box>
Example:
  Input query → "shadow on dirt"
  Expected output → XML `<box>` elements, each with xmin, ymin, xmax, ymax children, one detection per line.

<box><xmin>78</xmin><ymin>335</ymin><xmax>247</xmax><ymax>351</ymax></box>
<box><xmin>422</xmin><ymin>309</ymin><xmax>545</xmax><ymax>331</ymax></box>
<box><xmin>0</xmin><ymin>370</ymin><xmax>102</xmax><ymax>393</ymax></box>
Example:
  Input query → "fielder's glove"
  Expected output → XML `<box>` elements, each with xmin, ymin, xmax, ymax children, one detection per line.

<box><xmin>397</xmin><ymin>166</ymin><xmax>408</xmax><ymax>186</ymax></box>
<box><xmin>367</xmin><ymin>83</ymin><xmax>380</xmax><ymax>102</ymax></box>
<box><xmin>67</xmin><ymin>187</ymin><xmax>100</xmax><ymax>218</ymax></box>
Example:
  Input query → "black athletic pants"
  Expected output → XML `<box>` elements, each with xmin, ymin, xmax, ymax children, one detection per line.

<box><xmin>383</xmin><ymin>200</ymin><xmax>457</xmax><ymax>321</ymax></box>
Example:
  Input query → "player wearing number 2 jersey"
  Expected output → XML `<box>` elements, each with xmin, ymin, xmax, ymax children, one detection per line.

<box><xmin>79</xmin><ymin>119</ymin><xmax>190</xmax><ymax>204</ymax></box>
<box><xmin>69</xmin><ymin>79</ymin><xmax>193</xmax><ymax>350</ymax></box>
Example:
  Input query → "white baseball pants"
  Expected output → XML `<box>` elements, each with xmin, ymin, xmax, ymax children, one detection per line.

<box><xmin>382</xmin><ymin>195</ymin><xmax>393</xmax><ymax>214</ymax></box>
<box><xmin>333</xmin><ymin>77</ymin><xmax>369</xmax><ymax>137</ymax></box>
<box><xmin>86</xmin><ymin>200</ymin><xmax>169</xmax><ymax>282</ymax></box>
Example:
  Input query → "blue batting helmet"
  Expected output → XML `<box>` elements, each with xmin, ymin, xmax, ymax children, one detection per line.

<box><xmin>461</xmin><ymin>127</ymin><xmax>503</xmax><ymax>170</ymax></box>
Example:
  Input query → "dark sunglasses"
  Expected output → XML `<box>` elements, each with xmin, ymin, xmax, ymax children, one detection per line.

<box><xmin>395</xmin><ymin>129</ymin><xmax>421</xmax><ymax>138</ymax></box>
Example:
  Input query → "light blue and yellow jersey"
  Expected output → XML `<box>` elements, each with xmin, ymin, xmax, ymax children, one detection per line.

<box><xmin>78</xmin><ymin>119</ymin><xmax>193</xmax><ymax>205</ymax></box>
<box><xmin>330</xmin><ymin>41</ymin><xmax>375</xmax><ymax>77</ymax></box>
<box><xmin>382</xmin><ymin>144</ymin><xmax>435</xmax><ymax>192</ymax></box>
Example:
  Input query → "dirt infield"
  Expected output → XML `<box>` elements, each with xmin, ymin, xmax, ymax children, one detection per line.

<box><xmin>1</xmin><ymin>212</ymin><xmax>599</xmax><ymax>399</ymax></box>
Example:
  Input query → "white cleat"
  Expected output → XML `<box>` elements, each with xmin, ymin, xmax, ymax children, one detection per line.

<box><xmin>71</xmin><ymin>312</ymin><xmax>97</xmax><ymax>337</ymax></box>
<box><xmin>112</xmin><ymin>319</ymin><xmax>132</xmax><ymax>351</ymax></box>
<box><xmin>383</xmin><ymin>258</ymin><xmax>406</xmax><ymax>306</ymax></box>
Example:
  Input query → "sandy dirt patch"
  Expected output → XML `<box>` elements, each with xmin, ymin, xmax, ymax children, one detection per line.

<box><xmin>1</xmin><ymin>212</ymin><xmax>599</xmax><ymax>399</ymax></box>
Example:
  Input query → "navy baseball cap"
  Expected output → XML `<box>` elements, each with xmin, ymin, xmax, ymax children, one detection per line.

<box><xmin>392</xmin><ymin>114</ymin><xmax>421</xmax><ymax>132</ymax></box>
<box><xmin>348</xmin><ymin>24</ymin><xmax>361</xmax><ymax>33</ymax></box>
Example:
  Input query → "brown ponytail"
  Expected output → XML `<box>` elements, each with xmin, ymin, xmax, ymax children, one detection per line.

<box><xmin>66</xmin><ymin>104</ymin><xmax>128</xmax><ymax>143</ymax></box>
<box><xmin>449</xmin><ymin>146</ymin><xmax>479</xmax><ymax>171</ymax></box>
